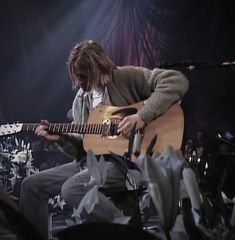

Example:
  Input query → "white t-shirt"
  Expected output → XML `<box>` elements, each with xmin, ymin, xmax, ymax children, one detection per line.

<box><xmin>87</xmin><ymin>87</ymin><xmax>111</xmax><ymax>112</ymax></box>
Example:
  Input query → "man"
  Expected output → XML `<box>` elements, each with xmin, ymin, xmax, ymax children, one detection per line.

<box><xmin>20</xmin><ymin>40</ymin><xmax>189</xmax><ymax>240</ymax></box>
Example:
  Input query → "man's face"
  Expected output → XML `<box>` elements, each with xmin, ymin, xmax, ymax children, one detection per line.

<box><xmin>72</xmin><ymin>71</ymin><xmax>89</xmax><ymax>91</ymax></box>
<box><xmin>71</xmin><ymin>65</ymin><xmax>101</xmax><ymax>92</ymax></box>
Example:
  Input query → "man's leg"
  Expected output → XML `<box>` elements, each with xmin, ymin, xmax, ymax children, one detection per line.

<box><xmin>19</xmin><ymin>161</ymin><xmax>80</xmax><ymax>240</ymax></box>
<box><xmin>61</xmin><ymin>161</ymin><xmax>133</xmax><ymax>222</ymax></box>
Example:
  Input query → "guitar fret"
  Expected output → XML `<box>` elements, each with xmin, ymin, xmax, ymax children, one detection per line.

<box><xmin>84</xmin><ymin>124</ymin><xmax>88</xmax><ymax>133</ymax></box>
<box><xmin>86</xmin><ymin>124</ymin><xmax>89</xmax><ymax>133</ymax></box>
<box><xmin>64</xmin><ymin>124</ymin><xmax>67</xmax><ymax>133</ymax></box>
<box><xmin>62</xmin><ymin>124</ymin><xmax>66</xmax><ymax>133</ymax></box>
<box><xmin>91</xmin><ymin>124</ymin><xmax>95</xmax><ymax>134</ymax></box>
<box><xmin>53</xmin><ymin>124</ymin><xmax>56</xmax><ymax>132</ymax></box>
<box><xmin>71</xmin><ymin>124</ymin><xmax>75</xmax><ymax>133</ymax></box>
<box><xmin>96</xmin><ymin>124</ymin><xmax>99</xmax><ymax>134</ymax></box>
<box><xmin>68</xmin><ymin>124</ymin><xmax>71</xmax><ymax>133</ymax></box>
<box><xmin>26</xmin><ymin>123</ymin><xmax>38</xmax><ymax>132</ymax></box>
<box><xmin>71</xmin><ymin>124</ymin><xmax>74</xmax><ymax>133</ymax></box>
<box><xmin>82</xmin><ymin>124</ymin><xmax>85</xmax><ymax>134</ymax></box>
<box><xmin>56</xmin><ymin>124</ymin><xmax>63</xmax><ymax>133</ymax></box>
<box><xmin>34</xmin><ymin>124</ymin><xmax>39</xmax><ymax>131</ymax></box>
<box><xmin>65</xmin><ymin>124</ymin><xmax>68</xmax><ymax>132</ymax></box>
<box><xmin>75</xmin><ymin>124</ymin><xmax>78</xmax><ymax>133</ymax></box>
<box><xmin>98</xmin><ymin>124</ymin><xmax>101</xmax><ymax>134</ymax></box>
<box><xmin>86</xmin><ymin>125</ymin><xmax>89</xmax><ymax>133</ymax></box>
<box><xmin>56</xmin><ymin>124</ymin><xmax>60</xmax><ymax>133</ymax></box>
<box><xmin>77</xmin><ymin>124</ymin><xmax>80</xmax><ymax>133</ymax></box>
<box><xmin>81</xmin><ymin>124</ymin><xmax>85</xmax><ymax>134</ymax></box>
<box><xmin>93</xmin><ymin>124</ymin><xmax>96</xmax><ymax>134</ymax></box>
<box><xmin>34</xmin><ymin>124</ymin><xmax>38</xmax><ymax>131</ymax></box>
<box><xmin>99</xmin><ymin>124</ymin><xmax>103</xmax><ymax>134</ymax></box>
<box><xmin>88</xmin><ymin>125</ymin><xmax>92</xmax><ymax>134</ymax></box>
<box><xmin>98</xmin><ymin>124</ymin><xmax>102</xmax><ymax>134</ymax></box>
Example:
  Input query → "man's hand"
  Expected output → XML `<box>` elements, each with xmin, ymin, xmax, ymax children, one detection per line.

<box><xmin>117</xmin><ymin>113</ymin><xmax>145</xmax><ymax>136</ymax></box>
<box><xmin>35</xmin><ymin>120</ymin><xmax>61</xmax><ymax>141</ymax></box>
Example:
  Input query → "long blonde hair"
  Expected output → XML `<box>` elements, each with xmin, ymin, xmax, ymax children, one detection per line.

<box><xmin>67</xmin><ymin>40</ymin><xmax>116</xmax><ymax>90</ymax></box>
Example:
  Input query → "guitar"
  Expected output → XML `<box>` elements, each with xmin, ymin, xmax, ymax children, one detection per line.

<box><xmin>0</xmin><ymin>101</ymin><xmax>184</xmax><ymax>157</ymax></box>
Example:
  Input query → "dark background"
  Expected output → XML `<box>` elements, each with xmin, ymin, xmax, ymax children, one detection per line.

<box><xmin>0</xmin><ymin>0</ymin><xmax>234</xmax><ymax>145</ymax></box>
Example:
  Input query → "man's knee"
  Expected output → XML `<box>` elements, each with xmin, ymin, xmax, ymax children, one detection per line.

<box><xmin>60</xmin><ymin>180</ymin><xmax>71</xmax><ymax>201</ymax></box>
<box><xmin>21</xmin><ymin>173</ymin><xmax>44</xmax><ymax>194</ymax></box>
<box><xmin>61</xmin><ymin>177</ymin><xmax>91</xmax><ymax>208</ymax></box>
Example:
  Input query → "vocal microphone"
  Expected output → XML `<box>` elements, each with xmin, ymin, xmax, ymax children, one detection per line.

<box><xmin>159</xmin><ymin>60</ymin><xmax>210</xmax><ymax>69</ymax></box>
<box><xmin>159</xmin><ymin>60</ymin><xmax>235</xmax><ymax>70</ymax></box>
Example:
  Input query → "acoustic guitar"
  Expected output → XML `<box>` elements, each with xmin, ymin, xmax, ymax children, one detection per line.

<box><xmin>0</xmin><ymin>101</ymin><xmax>184</xmax><ymax>157</ymax></box>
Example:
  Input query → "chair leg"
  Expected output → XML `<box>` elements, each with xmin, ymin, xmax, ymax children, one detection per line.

<box><xmin>123</xmin><ymin>191</ymin><xmax>142</xmax><ymax>228</ymax></box>
<box><xmin>110</xmin><ymin>190</ymin><xmax>142</xmax><ymax>228</ymax></box>
<box><xmin>48</xmin><ymin>213</ymin><xmax>53</xmax><ymax>240</ymax></box>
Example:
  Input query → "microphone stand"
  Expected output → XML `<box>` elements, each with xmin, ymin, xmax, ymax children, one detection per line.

<box><xmin>159</xmin><ymin>60</ymin><xmax>235</xmax><ymax>71</ymax></box>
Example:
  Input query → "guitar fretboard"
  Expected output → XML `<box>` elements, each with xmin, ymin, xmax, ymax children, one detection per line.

<box><xmin>22</xmin><ymin>123</ymin><xmax>105</xmax><ymax>134</ymax></box>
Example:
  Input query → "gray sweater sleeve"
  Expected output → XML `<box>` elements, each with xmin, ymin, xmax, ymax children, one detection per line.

<box><xmin>56</xmin><ymin>134</ymin><xmax>86</xmax><ymax>160</ymax></box>
<box><xmin>138</xmin><ymin>68</ymin><xmax>189</xmax><ymax>123</ymax></box>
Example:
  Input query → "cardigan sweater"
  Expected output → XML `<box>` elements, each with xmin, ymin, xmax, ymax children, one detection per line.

<box><xmin>59</xmin><ymin>66</ymin><xmax>189</xmax><ymax>159</ymax></box>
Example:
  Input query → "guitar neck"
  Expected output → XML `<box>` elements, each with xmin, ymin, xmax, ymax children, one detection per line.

<box><xmin>22</xmin><ymin>123</ymin><xmax>105</xmax><ymax>135</ymax></box>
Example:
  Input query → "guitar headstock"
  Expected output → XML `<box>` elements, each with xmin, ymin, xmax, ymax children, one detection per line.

<box><xmin>0</xmin><ymin>123</ymin><xmax>23</xmax><ymax>136</ymax></box>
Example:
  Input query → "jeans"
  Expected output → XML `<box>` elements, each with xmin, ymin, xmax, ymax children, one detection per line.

<box><xmin>19</xmin><ymin>159</ymin><xmax>142</xmax><ymax>240</ymax></box>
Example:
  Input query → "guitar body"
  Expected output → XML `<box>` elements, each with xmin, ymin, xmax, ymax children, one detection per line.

<box><xmin>83</xmin><ymin>101</ymin><xmax>184</xmax><ymax>157</ymax></box>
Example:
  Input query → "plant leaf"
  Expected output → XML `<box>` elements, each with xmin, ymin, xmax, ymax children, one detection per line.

<box><xmin>182</xmin><ymin>167</ymin><xmax>202</xmax><ymax>211</ymax></box>
<box><xmin>86</xmin><ymin>150</ymin><xmax>107</xmax><ymax>187</ymax></box>
<box><xmin>145</xmin><ymin>145</ymin><xmax>184</xmax><ymax>233</ymax></box>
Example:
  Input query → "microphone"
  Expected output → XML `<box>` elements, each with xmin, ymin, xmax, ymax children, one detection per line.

<box><xmin>160</xmin><ymin>60</ymin><xmax>235</xmax><ymax>70</ymax></box>
<box><xmin>159</xmin><ymin>60</ymin><xmax>210</xmax><ymax>69</ymax></box>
